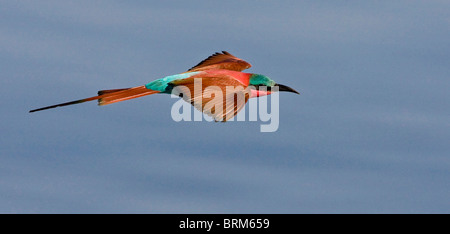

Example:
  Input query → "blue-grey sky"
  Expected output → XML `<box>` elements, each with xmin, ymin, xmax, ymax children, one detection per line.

<box><xmin>1</xmin><ymin>0</ymin><xmax>449</xmax><ymax>213</ymax></box>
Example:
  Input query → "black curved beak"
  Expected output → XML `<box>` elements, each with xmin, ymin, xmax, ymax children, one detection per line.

<box><xmin>275</xmin><ymin>83</ymin><xmax>300</xmax><ymax>94</ymax></box>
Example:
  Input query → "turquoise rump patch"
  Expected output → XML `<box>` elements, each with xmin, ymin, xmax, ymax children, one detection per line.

<box><xmin>145</xmin><ymin>72</ymin><xmax>200</xmax><ymax>92</ymax></box>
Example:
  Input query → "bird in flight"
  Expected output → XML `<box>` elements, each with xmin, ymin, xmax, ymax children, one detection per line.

<box><xmin>29</xmin><ymin>51</ymin><xmax>299</xmax><ymax>121</ymax></box>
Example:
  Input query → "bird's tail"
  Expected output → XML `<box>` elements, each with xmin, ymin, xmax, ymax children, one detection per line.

<box><xmin>29</xmin><ymin>85</ymin><xmax>159</xmax><ymax>113</ymax></box>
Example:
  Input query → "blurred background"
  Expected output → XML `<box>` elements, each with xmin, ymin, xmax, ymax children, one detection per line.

<box><xmin>1</xmin><ymin>0</ymin><xmax>449</xmax><ymax>213</ymax></box>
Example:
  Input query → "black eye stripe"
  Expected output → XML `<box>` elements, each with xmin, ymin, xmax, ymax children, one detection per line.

<box><xmin>250</xmin><ymin>85</ymin><xmax>275</xmax><ymax>91</ymax></box>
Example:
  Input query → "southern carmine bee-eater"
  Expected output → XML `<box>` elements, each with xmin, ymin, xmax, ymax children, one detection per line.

<box><xmin>29</xmin><ymin>51</ymin><xmax>299</xmax><ymax>121</ymax></box>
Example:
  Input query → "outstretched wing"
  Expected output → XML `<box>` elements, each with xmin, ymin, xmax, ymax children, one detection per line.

<box><xmin>187</xmin><ymin>51</ymin><xmax>252</xmax><ymax>72</ymax></box>
<box><xmin>170</xmin><ymin>75</ymin><xmax>250</xmax><ymax>122</ymax></box>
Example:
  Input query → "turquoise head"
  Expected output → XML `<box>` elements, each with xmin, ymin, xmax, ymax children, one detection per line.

<box><xmin>249</xmin><ymin>74</ymin><xmax>299</xmax><ymax>94</ymax></box>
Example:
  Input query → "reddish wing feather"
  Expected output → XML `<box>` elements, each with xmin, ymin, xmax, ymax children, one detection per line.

<box><xmin>187</xmin><ymin>51</ymin><xmax>252</xmax><ymax>72</ymax></box>
<box><xmin>171</xmin><ymin>76</ymin><xmax>250</xmax><ymax>121</ymax></box>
